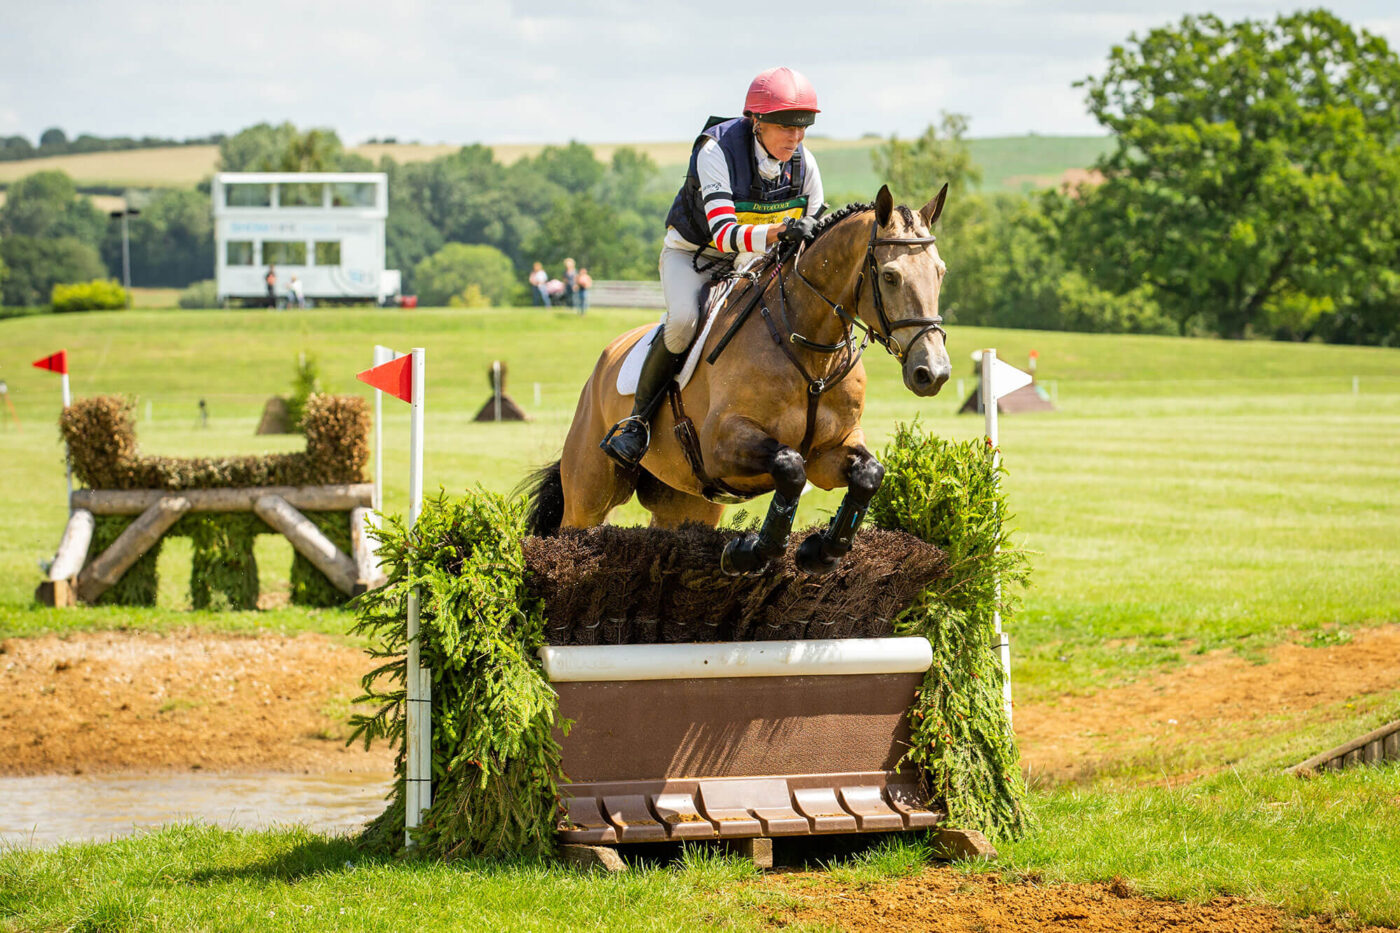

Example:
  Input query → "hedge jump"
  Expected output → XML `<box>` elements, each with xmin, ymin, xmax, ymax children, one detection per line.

<box><xmin>38</xmin><ymin>484</ymin><xmax>382</xmax><ymax>607</ymax></box>
<box><xmin>39</xmin><ymin>394</ymin><xmax>380</xmax><ymax>610</ymax></box>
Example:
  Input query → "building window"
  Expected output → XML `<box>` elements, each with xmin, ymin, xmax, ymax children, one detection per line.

<box><xmin>226</xmin><ymin>241</ymin><xmax>255</xmax><ymax>265</ymax></box>
<box><xmin>314</xmin><ymin>241</ymin><xmax>341</xmax><ymax>266</ymax></box>
<box><xmin>331</xmin><ymin>182</ymin><xmax>376</xmax><ymax>207</ymax></box>
<box><xmin>225</xmin><ymin>183</ymin><xmax>272</xmax><ymax>207</ymax></box>
<box><xmin>279</xmin><ymin>182</ymin><xmax>324</xmax><ymax>207</ymax></box>
<box><xmin>261</xmin><ymin>241</ymin><xmax>307</xmax><ymax>265</ymax></box>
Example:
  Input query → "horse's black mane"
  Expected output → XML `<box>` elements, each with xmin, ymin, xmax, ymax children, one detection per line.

<box><xmin>810</xmin><ymin>201</ymin><xmax>917</xmax><ymax>240</ymax></box>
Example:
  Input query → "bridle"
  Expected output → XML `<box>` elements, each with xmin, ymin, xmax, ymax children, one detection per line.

<box><xmin>789</xmin><ymin>212</ymin><xmax>946</xmax><ymax>364</ymax></box>
<box><xmin>740</xmin><ymin>209</ymin><xmax>948</xmax><ymax>457</ymax></box>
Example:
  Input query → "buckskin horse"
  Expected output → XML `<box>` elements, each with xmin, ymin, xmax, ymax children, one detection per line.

<box><xmin>524</xmin><ymin>184</ymin><xmax>952</xmax><ymax>576</ymax></box>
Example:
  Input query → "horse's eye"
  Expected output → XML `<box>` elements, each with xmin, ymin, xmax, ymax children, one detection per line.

<box><xmin>882</xmin><ymin>271</ymin><xmax>898</xmax><ymax>285</ymax></box>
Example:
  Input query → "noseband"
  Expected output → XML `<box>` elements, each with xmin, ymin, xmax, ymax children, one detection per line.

<box><xmin>792</xmin><ymin>213</ymin><xmax>947</xmax><ymax>363</ymax></box>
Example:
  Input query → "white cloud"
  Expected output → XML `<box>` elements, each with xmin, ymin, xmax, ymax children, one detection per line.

<box><xmin>2</xmin><ymin>0</ymin><xmax>1397</xmax><ymax>143</ymax></box>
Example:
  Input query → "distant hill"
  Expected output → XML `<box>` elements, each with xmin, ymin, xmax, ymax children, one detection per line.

<box><xmin>0</xmin><ymin>135</ymin><xmax>1114</xmax><ymax>198</ymax></box>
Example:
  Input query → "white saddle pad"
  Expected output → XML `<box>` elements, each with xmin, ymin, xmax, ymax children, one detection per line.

<box><xmin>616</xmin><ymin>274</ymin><xmax>745</xmax><ymax>397</ymax></box>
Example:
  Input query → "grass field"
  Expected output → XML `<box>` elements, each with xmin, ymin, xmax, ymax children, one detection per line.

<box><xmin>2</xmin><ymin>306</ymin><xmax>1398</xmax><ymax>929</ymax></box>
<box><xmin>4</xmin><ymin>307</ymin><xmax>1397</xmax><ymax>696</ymax></box>
<box><xmin>0</xmin><ymin>135</ymin><xmax>1113</xmax><ymax>196</ymax></box>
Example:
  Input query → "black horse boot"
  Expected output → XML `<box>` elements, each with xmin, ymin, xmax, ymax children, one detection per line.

<box><xmin>600</xmin><ymin>328</ymin><xmax>684</xmax><ymax>468</ymax></box>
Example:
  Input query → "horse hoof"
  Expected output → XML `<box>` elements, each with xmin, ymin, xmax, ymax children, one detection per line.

<box><xmin>796</xmin><ymin>532</ymin><xmax>841</xmax><ymax>576</ymax></box>
<box><xmin>721</xmin><ymin>533</ymin><xmax>769</xmax><ymax>577</ymax></box>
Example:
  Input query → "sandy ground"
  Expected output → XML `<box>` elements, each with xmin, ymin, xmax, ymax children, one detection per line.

<box><xmin>0</xmin><ymin>630</ymin><xmax>391</xmax><ymax>776</ymax></box>
<box><xmin>4</xmin><ymin>624</ymin><xmax>1397</xmax><ymax>931</ymax></box>
<box><xmin>1016</xmin><ymin>623</ymin><xmax>1400</xmax><ymax>784</ymax></box>
<box><xmin>758</xmin><ymin>868</ymin><xmax>1391</xmax><ymax>932</ymax></box>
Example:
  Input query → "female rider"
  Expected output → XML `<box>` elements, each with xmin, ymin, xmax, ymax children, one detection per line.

<box><xmin>600</xmin><ymin>66</ymin><xmax>826</xmax><ymax>468</ymax></box>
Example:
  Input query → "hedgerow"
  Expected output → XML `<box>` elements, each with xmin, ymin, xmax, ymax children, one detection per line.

<box><xmin>61</xmin><ymin>393</ymin><xmax>368</xmax><ymax>490</ymax></box>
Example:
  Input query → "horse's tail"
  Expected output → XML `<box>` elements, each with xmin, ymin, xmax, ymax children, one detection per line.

<box><xmin>520</xmin><ymin>459</ymin><xmax>564</xmax><ymax>537</ymax></box>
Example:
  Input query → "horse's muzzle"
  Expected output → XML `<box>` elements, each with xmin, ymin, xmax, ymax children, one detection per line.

<box><xmin>906</xmin><ymin>360</ymin><xmax>950</xmax><ymax>397</ymax></box>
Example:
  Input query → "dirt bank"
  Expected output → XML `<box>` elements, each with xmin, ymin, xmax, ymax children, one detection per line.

<box><xmin>759</xmin><ymin>867</ymin><xmax>1389</xmax><ymax>932</ymax></box>
<box><xmin>0</xmin><ymin>630</ymin><xmax>391</xmax><ymax>776</ymax></box>
<box><xmin>1015</xmin><ymin>623</ymin><xmax>1400</xmax><ymax>784</ymax></box>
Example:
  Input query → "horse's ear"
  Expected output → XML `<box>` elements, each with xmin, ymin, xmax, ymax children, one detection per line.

<box><xmin>875</xmin><ymin>185</ymin><xmax>894</xmax><ymax>227</ymax></box>
<box><xmin>920</xmin><ymin>183</ymin><xmax>949</xmax><ymax>229</ymax></box>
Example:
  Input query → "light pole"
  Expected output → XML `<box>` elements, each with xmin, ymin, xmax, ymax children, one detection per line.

<box><xmin>108</xmin><ymin>206</ymin><xmax>141</xmax><ymax>304</ymax></box>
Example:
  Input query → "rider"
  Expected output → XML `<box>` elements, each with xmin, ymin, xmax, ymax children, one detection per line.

<box><xmin>600</xmin><ymin>66</ymin><xmax>826</xmax><ymax>468</ymax></box>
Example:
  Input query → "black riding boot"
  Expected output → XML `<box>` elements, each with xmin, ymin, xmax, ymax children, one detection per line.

<box><xmin>600</xmin><ymin>328</ymin><xmax>684</xmax><ymax>468</ymax></box>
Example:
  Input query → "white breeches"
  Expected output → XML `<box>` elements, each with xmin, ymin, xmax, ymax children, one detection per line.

<box><xmin>659</xmin><ymin>246</ymin><xmax>724</xmax><ymax>353</ymax></box>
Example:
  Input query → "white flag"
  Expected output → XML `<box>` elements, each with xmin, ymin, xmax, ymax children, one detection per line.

<box><xmin>988</xmin><ymin>357</ymin><xmax>1033</xmax><ymax>401</ymax></box>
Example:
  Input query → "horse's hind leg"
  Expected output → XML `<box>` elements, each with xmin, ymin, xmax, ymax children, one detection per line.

<box><xmin>559</xmin><ymin>403</ymin><xmax>638</xmax><ymax>528</ymax></box>
<box><xmin>636</xmin><ymin>471</ymin><xmax>724</xmax><ymax>529</ymax></box>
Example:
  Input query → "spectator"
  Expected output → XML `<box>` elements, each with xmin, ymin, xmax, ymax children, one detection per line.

<box><xmin>288</xmin><ymin>275</ymin><xmax>305</xmax><ymax>309</ymax></box>
<box><xmin>563</xmin><ymin>257</ymin><xmax>578</xmax><ymax>308</ymax></box>
<box><xmin>265</xmin><ymin>264</ymin><xmax>278</xmax><ymax>309</ymax></box>
<box><xmin>575</xmin><ymin>266</ymin><xmax>592</xmax><ymax>314</ymax></box>
<box><xmin>528</xmin><ymin>261</ymin><xmax>551</xmax><ymax>306</ymax></box>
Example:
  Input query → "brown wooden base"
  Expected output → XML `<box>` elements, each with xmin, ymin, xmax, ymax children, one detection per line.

<box><xmin>558</xmin><ymin>771</ymin><xmax>942</xmax><ymax>845</ymax></box>
<box><xmin>35</xmin><ymin>579</ymin><xmax>76</xmax><ymax>608</ymax></box>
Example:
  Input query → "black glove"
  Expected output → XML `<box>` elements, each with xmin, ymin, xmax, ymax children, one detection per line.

<box><xmin>778</xmin><ymin>215</ymin><xmax>819</xmax><ymax>244</ymax></box>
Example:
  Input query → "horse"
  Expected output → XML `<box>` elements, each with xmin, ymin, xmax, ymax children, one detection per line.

<box><xmin>524</xmin><ymin>184</ymin><xmax>953</xmax><ymax>577</ymax></box>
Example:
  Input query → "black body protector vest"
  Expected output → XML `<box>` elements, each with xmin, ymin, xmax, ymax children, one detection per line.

<box><xmin>665</xmin><ymin>116</ymin><xmax>809</xmax><ymax>250</ymax></box>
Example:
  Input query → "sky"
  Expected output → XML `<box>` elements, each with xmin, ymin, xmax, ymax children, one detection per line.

<box><xmin>3</xmin><ymin>1</ymin><xmax>1398</xmax><ymax>145</ymax></box>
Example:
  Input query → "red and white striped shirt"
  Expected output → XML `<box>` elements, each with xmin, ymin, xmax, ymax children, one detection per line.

<box><xmin>664</xmin><ymin>135</ymin><xmax>824</xmax><ymax>255</ymax></box>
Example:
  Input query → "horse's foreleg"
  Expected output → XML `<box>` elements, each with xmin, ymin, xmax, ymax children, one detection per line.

<box><xmin>714</xmin><ymin>431</ymin><xmax>807</xmax><ymax>576</ymax></box>
<box><xmin>796</xmin><ymin>445</ymin><xmax>885</xmax><ymax>575</ymax></box>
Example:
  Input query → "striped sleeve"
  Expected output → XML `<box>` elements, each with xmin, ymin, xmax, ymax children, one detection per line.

<box><xmin>695</xmin><ymin>139</ymin><xmax>774</xmax><ymax>253</ymax></box>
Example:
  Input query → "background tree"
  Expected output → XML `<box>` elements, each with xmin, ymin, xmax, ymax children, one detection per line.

<box><xmin>218</xmin><ymin>123</ymin><xmax>368</xmax><ymax>172</ymax></box>
<box><xmin>412</xmin><ymin>243</ymin><xmax>520</xmax><ymax>306</ymax></box>
<box><xmin>873</xmin><ymin>113</ymin><xmax>982</xmax><ymax>207</ymax></box>
<box><xmin>0</xmin><ymin>236</ymin><xmax>106</xmax><ymax>307</ymax></box>
<box><xmin>100</xmin><ymin>188</ymin><xmax>214</xmax><ymax>287</ymax></box>
<box><xmin>38</xmin><ymin>127</ymin><xmax>68</xmax><ymax>149</ymax></box>
<box><xmin>0</xmin><ymin>135</ymin><xmax>35</xmax><ymax>160</ymax></box>
<box><xmin>0</xmin><ymin>171</ymin><xmax>105</xmax><ymax>247</ymax></box>
<box><xmin>1064</xmin><ymin>10</ymin><xmax>1400</xmax><ymax>338</ymax></box>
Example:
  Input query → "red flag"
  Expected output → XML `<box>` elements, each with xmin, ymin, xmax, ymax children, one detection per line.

<box><xmin>32</xmin><ymin>350</ymin><xmax>69</xmax><ymax>375</ymax></box>
<box><xmin>357</xmin><ymin>354</ymin><xmax>413</xmax><ymax>403</ymax></box>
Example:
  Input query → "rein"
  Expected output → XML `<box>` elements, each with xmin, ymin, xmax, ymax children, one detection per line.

<box><xmin>766</xmin><ymin>212</ymin><xmax>946</xmax><ymax>455</ymax></box>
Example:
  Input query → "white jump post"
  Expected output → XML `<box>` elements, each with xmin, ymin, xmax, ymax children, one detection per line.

<box><xmin>357</xmin><ymin>346</ymin><xmax>431</xmax><ymax>848</ymax></box>
<box><xmin>61</xmin><ymin>370</ymin><xmax>72</xmax><ymax>505</ymax></box>
<box><xmin>404</xmin><ymin>347</ymin><xmax>430</xmax><ymax>846</ymax></box>
<box><xmin>32</xmin><ymin>350</ymin><xmax>73</xmax><ymax>508</ymax></box>
<box><xmin>980</xmin><ymin>348</ymin><xmax>1031</xmax><ymax>727</ymax></box>
<box><xmin>372</xmin><ymin>345</ymin><xmax>394</xmax><ymax>513</ymax></box>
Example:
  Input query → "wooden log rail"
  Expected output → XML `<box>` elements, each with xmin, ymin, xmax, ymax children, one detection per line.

<box><xmin>38</xmin><ymin>483</ymin><xmax>386</xmax><ymax>607</ymax></box>
<box><xmin>71</xmin><ymin>484</ymin><xmax>372</xmax><ymax>514</ymax></box>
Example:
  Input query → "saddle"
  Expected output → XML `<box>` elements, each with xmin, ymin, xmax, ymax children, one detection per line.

<box><xmin>614</xmin><ymin>274</ymin><xmax>744</xmax><ymax>398</ymax></box>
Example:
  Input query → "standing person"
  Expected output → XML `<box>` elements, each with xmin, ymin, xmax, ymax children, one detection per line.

<box><xmin>528</xmin><ymin>261</ymin><xmax>551</xmax><ymax>306</ymax></box>
<box><xmin>600</xmin><ymin>66</ymin><xmax>825</xmax><ymax>468</ymax></box>
<box><xmin>289</xmin><ymin>275</ymin><xmax>305</xmax><ymax>309</ymax></box>
<box><xmin>264</xmin><ymin>263</ymin><xmax>278</xmax><ymax>309</ymax></box>
<box><xmin>563</xmin><ymin>258</ymin><xmax>578</xmax><ymax>309</ymax></box>
<box><xmin>575</xmin><ymin>266</ymin><xmax>592</xmax><ymax>315</ymax></box>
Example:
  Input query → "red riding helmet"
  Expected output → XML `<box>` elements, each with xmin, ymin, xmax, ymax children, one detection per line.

<box><xmin>744</xmin><ymin>67</ymin><xmax>820</xmax><ymax>126</ymax></box>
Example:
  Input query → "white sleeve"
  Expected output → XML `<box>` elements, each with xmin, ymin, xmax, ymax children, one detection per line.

<box><xmin>695</xmin><ymin>139</ymin><xmax>777</xmax><ymax>253</ymax></box>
